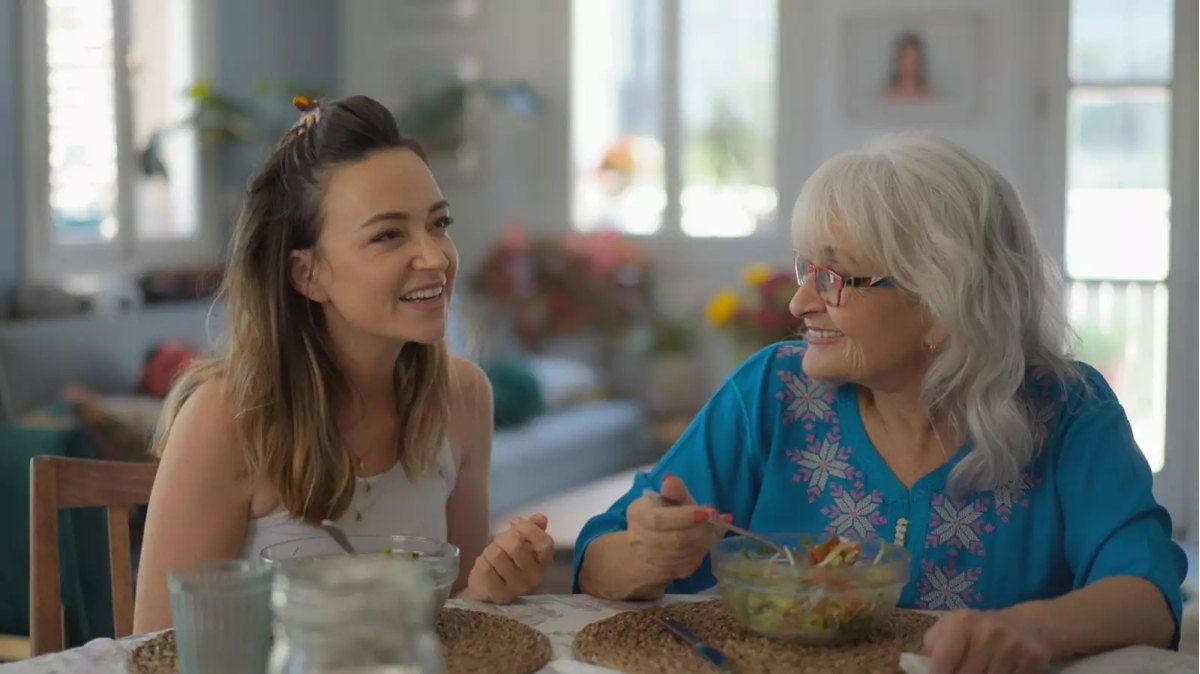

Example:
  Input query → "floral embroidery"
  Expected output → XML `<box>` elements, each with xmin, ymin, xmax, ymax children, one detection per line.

<box><xmin>774</xmin><ymin>344</ymin><xmax>805</xmax><ymax>358</ymax></box>
<box><xmin>788</xmin><ymin>437</ymin><xmax>852</xmax><ymax>501</ymax></box>
<box><xmin>925</xmin><ymin>495</ymin><xmax>994</xmax><ymax>554</ymax></box>
<box><xmin>821</xmin><ymin>484</ymin><xmax>887</xmax><ymax>539</ymax></box>
<box><xmin>915</xmin><ymin>552</ymin><xmax>983</xmax><ymax>610</ymax></box>
<box><xmin>777</xmin><ymin>370</ymin><xmax>835</xmax><ymax>424</ymax></box>
<box><xmin>1024</xmin><ymin>367</ymin><xmax>1071</xmax><ymax>444</ymax></box>
<box><xmin>991</xmin><ymin>475</ymin><xmax>1042</xmax><ymax>523</ymax></box>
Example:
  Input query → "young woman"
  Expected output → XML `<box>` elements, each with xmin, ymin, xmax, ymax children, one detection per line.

<box><xmin>133</xmin><ymin>95</ymin><xmax>553</xmax><ymax>632</ymax></box>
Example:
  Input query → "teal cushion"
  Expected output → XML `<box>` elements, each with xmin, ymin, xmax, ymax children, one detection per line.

<box><xmin>0</xmin><ymin>424</ymin><xmax>114</xmax><ymax>647</ymax></box>
<box><xmin>481</xmin><ymin>359</ymin><xmax>544</xmax><ymax>428</ymax></box>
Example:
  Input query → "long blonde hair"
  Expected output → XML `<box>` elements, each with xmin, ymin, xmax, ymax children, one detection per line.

<box><xmin>154</xmin><ymin>96</ymin><xmax>453</xmax><ymax>525</ymax></box>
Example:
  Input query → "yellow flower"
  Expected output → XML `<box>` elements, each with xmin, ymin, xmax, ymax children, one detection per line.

<box><xmin>705</xmin><ymin>289</ymin><xmax>739</xmax><ymax>326</ymax></box>
<box><xmin>742</xmin><ymin>262</ymin><xmax>773</xmax><ymax>287</ymax></box>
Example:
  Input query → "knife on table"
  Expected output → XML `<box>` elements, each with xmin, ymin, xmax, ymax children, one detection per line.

<box><xmin>658</xmin><ymin>617</ymin><xmax>736</xmax><ymax>673</ymax></box>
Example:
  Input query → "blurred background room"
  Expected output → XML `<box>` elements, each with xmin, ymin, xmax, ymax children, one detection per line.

<box><xmin>0</xmin><ymin>0</ymin><xmax>1196</xmax><ymax>658</ymax></box>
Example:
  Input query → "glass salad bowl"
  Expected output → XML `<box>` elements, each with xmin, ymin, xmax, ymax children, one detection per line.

<box><xmin>260</xmin><ymin>534</ymin><xmax>460</xmax><ymax>610</ymax></box>
<box><xmin>711</xmin><ymin>532</ymin><xmax>910</xmax><ymax>644</ymax></box>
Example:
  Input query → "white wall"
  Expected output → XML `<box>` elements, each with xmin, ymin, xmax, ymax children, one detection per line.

<box><xmin>801</xmin><ymin>0</ymin><xmax>1052</xmax><ymax>245</ymax></box>
<box><xmin>339</xmin><ymin>0</ymin><xmax>571</xmax><ymax>276</ymax></box>
<box><xmin>340</xmin><ymin>0</ymin><xmax>1048</xmax><ymax>384</ymax></box>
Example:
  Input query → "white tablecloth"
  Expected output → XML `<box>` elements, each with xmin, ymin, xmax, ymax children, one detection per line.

<box><xmin>1</xmin><ymin>594</ymin><xmax>1195</xmax><ymax>673</ymax></box>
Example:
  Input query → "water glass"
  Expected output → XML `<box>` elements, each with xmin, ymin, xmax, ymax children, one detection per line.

<box><xmin>168</xmin><ymin>559</ymin><xmax>274</xmax><ymax>674</ymax></box>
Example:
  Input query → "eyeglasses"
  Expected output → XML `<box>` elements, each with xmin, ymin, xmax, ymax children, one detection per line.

<box><xmin>794</xmin><ymin>255</ymin><xmax>894</xmax><ymax>307</ymax></box>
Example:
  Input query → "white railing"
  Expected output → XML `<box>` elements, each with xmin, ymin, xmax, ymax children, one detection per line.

<box><xmin>1068</xmin><ymin>280</ymin><xmax>1169</xmax><ymax>471</ymax></box>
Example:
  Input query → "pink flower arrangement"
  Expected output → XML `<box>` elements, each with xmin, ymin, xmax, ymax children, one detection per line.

<box><xmin>471</xmin><ymin>222</ymin><xmax>652</xmax><ymax>348</ymax></box>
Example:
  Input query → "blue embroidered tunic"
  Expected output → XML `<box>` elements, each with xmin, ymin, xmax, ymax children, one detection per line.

<box><xmin>574</xmin><ymin>343</ymin><xmax>1187</xmax><ymax>637</ymax></box>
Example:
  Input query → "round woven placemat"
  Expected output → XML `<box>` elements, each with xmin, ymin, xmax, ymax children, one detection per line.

<box><xmin>438</xmin><ymin>607</ymin><xmax>552</xmax><ymax>674</ymax></box>
<box><xmin>127</xmin><ymin>608</ymin><xmax>551</xmax><ymax>674</ymax></box>
<box><xmin>573</xmin><ymin>600</ymin><xmax>937</xmax><ymax>674</ymax></box>
<box><xmin>127</xmin><ymin>629</ymin><xmax>176</xmax><ymax>674</ymax></box>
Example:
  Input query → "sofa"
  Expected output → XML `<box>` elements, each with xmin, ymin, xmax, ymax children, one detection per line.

<box><xmin>0</xmin><ymin>299</ymin><xmax>655</xmax><ymax>517</ymax></box>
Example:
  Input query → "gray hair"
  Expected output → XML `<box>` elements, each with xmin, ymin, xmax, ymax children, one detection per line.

<box><xmin>791</xmin><ymin>132</ymin><xmax>1077</xmax><ymax>496</ymax></box>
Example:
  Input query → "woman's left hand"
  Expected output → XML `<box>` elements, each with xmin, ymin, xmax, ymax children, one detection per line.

<box><xmin>465</xmin><ymin>513</ymin><xmax>554</xmax><ymax>603</ymax></box>
<box><xmin>923</xmin><ymin>608</ymin><xmax>1051</xmax><ymax>674</ymax></box>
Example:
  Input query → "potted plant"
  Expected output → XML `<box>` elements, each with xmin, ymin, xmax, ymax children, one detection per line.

<box><xmin>469</xmin><ymin>223</ymin><xmax>653</xmax><ymax>351</ymax></box>
<box><xmin>137</xmin><ymin>77</ymin><xmax>327</xmax><ymax>180</ymax></box>
<box><xmin>644</xmin><ymin>317</ymin><xmax>699</xmax><ymax>415</ymax></box>
<box><xmin>395</xmin><ymin>78</ymin><xmax>541</xmax><ymax>157</ymax></box>
<box><xmin>705</xmin><ymin>262</ymin><xmax>803</xmax><ymax>363</ymax></box>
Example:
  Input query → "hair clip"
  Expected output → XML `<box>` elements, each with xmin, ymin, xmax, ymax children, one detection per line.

<box><xmin>280</xmin><ymin>95</ymin><xmax>323</xmax><ymax>145</ymax></box>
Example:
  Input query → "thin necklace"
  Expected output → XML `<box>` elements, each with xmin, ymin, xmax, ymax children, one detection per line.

<box><xmin>352</xmin><ymin>457</ymin><xmax>385</xmax><ymax>522</ymax></box>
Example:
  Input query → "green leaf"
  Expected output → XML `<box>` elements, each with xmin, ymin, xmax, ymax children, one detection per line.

<box><xmin>186</xmin><ymin>79</ymin><xmax>214</xmax><ymax>101</ymax></box>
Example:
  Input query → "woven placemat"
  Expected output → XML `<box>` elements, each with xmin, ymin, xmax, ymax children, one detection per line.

<box><xmin>573</xmin><ymin>600</ymin><xmax>937</xmax><ymax>674</ymax></box>
<box><xmin>127</xmin><ymin>629</ymin><xmax>176</xmax><ymax>674</ymax></box>
<box><xmin>127</xmin><ymin>608</ymin><xmax>551</xmax><ymax>674</ymax></box>
<box><xmin>438</xmin><ymin>607</ymin><xmax>552</xmax><ymax>674</ymax></box>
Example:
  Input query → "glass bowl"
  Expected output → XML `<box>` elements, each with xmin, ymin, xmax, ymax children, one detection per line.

<box><xmin>259</xmin><ymin>535</ymin><xmax>460</xmax><ymax>610</ymax></box>
<box><xmin>710</xmin><ymin>533</ymin><xmax>910</xmax><ymax>644</ymax></box>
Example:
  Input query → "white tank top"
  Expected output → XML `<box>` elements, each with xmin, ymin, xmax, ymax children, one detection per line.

<box><xmin>239</xmin><ymin>442</ymin><xmax>458</xmax><ymax>559</ymax></box>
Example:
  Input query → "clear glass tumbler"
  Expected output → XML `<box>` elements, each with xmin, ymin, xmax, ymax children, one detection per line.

<box><xmin>267</xmin><ymin>555</ymin><xmax>443</xmax><ymax>674</ymax></box>
<box><xmin>168</xmin><ymin>559</ymin><xmax>274</xmax><ymax>674</ymax></box>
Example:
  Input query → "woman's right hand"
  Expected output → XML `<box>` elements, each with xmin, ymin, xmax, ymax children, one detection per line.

<box><xmin>625</xmin><ymin>474</ymin><xmax>730</xmax><ymax>586</ymax></box>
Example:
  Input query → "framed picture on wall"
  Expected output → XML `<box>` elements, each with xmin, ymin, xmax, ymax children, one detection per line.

<box><xmin>384</xmin><ymin>0</ymin><xmax>481</xmax><ymax>31</ymax></box>
<box><xmin>841</xmin><ymin>10</ymin><xmax>985</xmax><ymax>125</ymax></box>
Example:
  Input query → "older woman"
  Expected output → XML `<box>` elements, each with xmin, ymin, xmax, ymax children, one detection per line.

<box><xmin>574</xmin><ymin>134</ymin><xmax>1186</xmax><ymax>673</ymax></box>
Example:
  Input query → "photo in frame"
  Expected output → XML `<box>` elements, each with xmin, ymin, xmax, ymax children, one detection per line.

<box><xmin>841</xmin><ymin>10</ymin><xmax>985</xmax><ymax>125</ymax></box>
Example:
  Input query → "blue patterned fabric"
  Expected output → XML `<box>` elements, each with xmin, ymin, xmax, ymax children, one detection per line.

<box><xmin>574</xmin><ymin>342</ymin><xmax>1187</xmax><ymax>642</ymax></box>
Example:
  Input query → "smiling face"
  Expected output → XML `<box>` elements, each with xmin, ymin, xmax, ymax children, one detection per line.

<box><xmin>292</xmin><ymin>147</ymin><xmax>458</xmax><ymax>347</ymax></box>
<box><xmin>788</xmin><ymin>247</ymin><xmax>933</xmax><ymax>391</ymax></box>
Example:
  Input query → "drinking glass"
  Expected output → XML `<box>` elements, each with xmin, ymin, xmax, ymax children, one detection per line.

<box><xmin>168</xmin><ymin>559</ymin><xmax>274</xmax><ymax>674</ymax></box>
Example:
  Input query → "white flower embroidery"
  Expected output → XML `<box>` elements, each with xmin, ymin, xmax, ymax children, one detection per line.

<box><xmin>918</xmin><ymin>567</ymin><xmax>977</xmax><ymax>610</ymax></box>
<box><xmin>827</xmin><ymin>491</ymin><xmax>882</xmax><ymax>539</ymax></box>
<box><xmin>796</xmin><ymin>439</ymin><xmax>851</xmax><ymax>492</ymax></box>
<box><xmin>993</xmin><ymin>486</ymin><xmax>1015</xmax><ymax>513</ymax></box>
<box><xmin>783</xmin><ymin>377</ymin><xmax>833</xmax><ymax>421</ymax></box>
<box><xmin>928</xmin><ymin>499</ymin><xmax>984</xmax><ymax>548</ymax></box>
<box><xmin>991</xmin><ymin>475</ymin><xmax>1038</xmax><ymax>523</ymax></box>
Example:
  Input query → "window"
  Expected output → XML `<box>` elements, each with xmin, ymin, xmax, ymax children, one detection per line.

<box><xmin>570</xmin><ymin>0</ymin><xmax>664</xmax><ymax>235</ymax></box>
<box><xmin>21</xmin><ymin>0</ymin><xmax>212</xmax><ymax>282</ymax></box>
<box><xmin>570</xmin><ymin>0</ymin><xmax>778</xmax><ymax>238</ymax></box>
<box><xmin>1064</xmin><ymin>0</ymin><xmax>1175</xmax><ymax>472</ymax></box>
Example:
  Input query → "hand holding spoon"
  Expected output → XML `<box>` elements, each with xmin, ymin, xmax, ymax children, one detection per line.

<box><xmin>641</xmin><ymin>488</ymin><xmax>795</xmax><ymax>563</ymax></box>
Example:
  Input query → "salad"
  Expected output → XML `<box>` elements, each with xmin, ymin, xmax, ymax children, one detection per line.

<box><xmin>380</xmin><ymin>546</ymin><xmax>423</xmax><ymax>560</ymax></box>
<box><xmin>716</xmin><ymin>534</ymin><xmax>906</xmax><ymax>644</ymax></box>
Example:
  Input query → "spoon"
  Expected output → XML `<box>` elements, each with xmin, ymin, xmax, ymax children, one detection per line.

<box><xmin>641</xmin><ymin>488</ymin><xmax>793</xmax><ymax>560</ymax></box>
<box><xmin>320</xmin><ymin>519</ymin><xmax>357</xmax><ymax>555</ymax></box>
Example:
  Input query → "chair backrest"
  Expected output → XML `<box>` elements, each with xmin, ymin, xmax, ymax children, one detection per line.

<box><xmin>29</xmin><ymin>456</ymin><xmax>157</xmax><ymax>656</ymax></box>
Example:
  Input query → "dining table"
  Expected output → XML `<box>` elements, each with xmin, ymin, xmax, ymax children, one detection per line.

<box><xmin>1</xmin><ymin>593</ymin><xmax>1196</xmax><ymax>674</ymax></box>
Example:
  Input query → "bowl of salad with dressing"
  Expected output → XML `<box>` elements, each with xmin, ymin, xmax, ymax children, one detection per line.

<box><xmin>260</xmin><ymin>535</ymin><xmax>460</xmax><ymax>610</ymax></box>
<box><xmin>711</xmin><ymin>533</ymin><xmax>910</xmax><ymax>644</ymax></box>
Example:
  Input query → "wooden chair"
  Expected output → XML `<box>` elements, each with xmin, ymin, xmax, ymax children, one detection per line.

<box><xmin>29</xmin><ymin>456</ymin><xmax>157</xmax><ymax>656</ymax></box>
<box><xmin>0</xmin><ymin>635</ymin><xmax>32</xmax><ymax>662</ymax></box>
